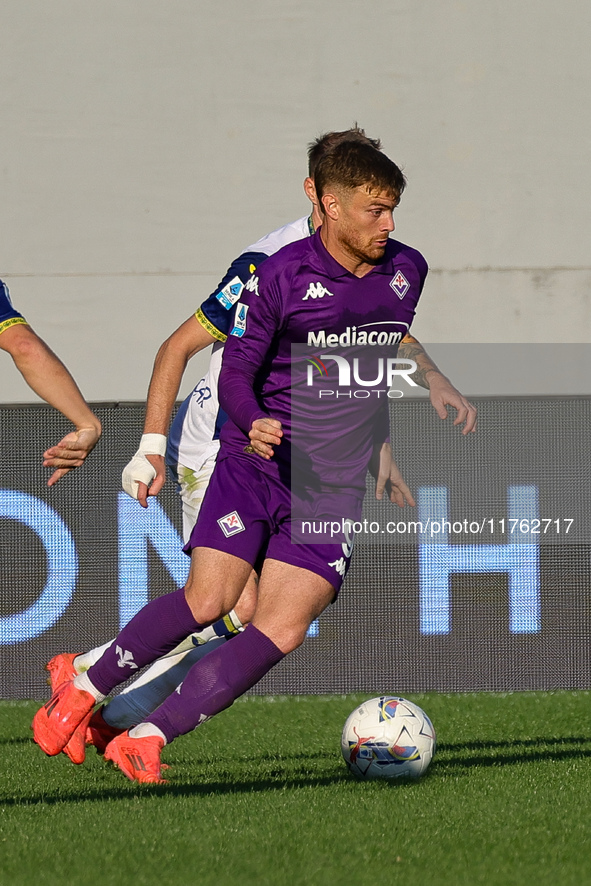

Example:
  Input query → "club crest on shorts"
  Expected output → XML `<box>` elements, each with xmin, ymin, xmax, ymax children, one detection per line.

<box><xmin>390</xmin><ymin>271</ymin><xmax>410</xmax><ymax>300</ymax></box>
<box><xmin>218</xmin><ymin>510</ymin><xmax>246</xmax><ymax>537</ymax></box>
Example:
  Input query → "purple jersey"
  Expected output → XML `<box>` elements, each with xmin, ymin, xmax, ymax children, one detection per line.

<box><xmin>218</xmin><ymin>229</ymin><xmax>427</xmax><ymax>496</ymax></box>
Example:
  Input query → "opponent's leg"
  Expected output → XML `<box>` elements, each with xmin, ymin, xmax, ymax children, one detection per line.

<box><xmin>52</xmin><ymin>566</ymin><xmax>258</xmax><ymax>763</ymax></box>
<box><xmin>46</xmin><ymin>451</ymin><xmax>245</xmax><ymax>696</ymax></box>
<box><xmin>177</xmin><ymin>461</ymin><xmax>213</xmax><ymax>547</ymax></box>
<box><xmin>45</xmin><ymin>465</ymin><xmax>258</xmax><ymax>716</ymax></box>
<box><xmin>105</xmin><ymin>561</ymin><xmax>335</xmax><ymax>782</ymax></box>
<box><xmin>100</xmin><ymin>569</ymin><xmax>257</xmax><ymax>729</ymax></box>
<box><xmin>48</xmin><ymin>604</ymin><xmax>245</xmax><ymax>699</ymax></box>
<box><xmin>102</xmin><ymin>637</ymin><xmax>226</xmax><ymax>729</ymax></box>
<box><xmin>32</xmin><ymin>547</ymin><xmax>251</xmax><ymax>756</ymax></box>
<box><xmin>82</xmin><ymin>547</ymin><xmax>249</xmax><ymax>696</ymax></box>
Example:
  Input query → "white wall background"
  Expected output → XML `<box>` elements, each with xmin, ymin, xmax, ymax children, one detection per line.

<box><xmin>1</xmin><ymin>0</ymin><xmax>590</xmax><ymax>402</ymax></box>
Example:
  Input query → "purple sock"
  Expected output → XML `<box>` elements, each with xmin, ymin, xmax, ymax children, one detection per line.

<box><xmin>87</xmin><ymin>587</ymin><xmax>203</xmax><ymax>696</ymax></box>
<box><xmin>146</xmin><ymin>624</ymin><xmax>285</xmax><ymax>743</ymax></box>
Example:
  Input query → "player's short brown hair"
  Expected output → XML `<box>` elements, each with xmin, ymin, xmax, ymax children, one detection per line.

<box><xmin>307</xmin><ymin>125</ymin><xmax>382</xmax><ymax>177</ymax></box>
<box><xmin>313</xmin><ymin>140</ymin><xmax>406</xmax><ymax>207</ymax></box>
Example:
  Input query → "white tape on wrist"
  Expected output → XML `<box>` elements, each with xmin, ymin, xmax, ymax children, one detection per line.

<box><xmin>138</xmin><ymin>433</ymin><xmax>167</xmax><ymax>457</ymax></box>
<box><xmin>122</xmin><ymin>433</ymin><xmax>167</xmax><ymax>499</ymax></box>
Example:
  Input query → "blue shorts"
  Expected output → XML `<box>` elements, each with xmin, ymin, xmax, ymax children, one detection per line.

<box><xmin>184</xmin><ymin>453</ymin><xmax>361</xmax><ymax>592</ymax></box>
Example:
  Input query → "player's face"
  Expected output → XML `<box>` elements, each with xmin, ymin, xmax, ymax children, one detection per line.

<box><xmin>335</xmin><ymin>186</ymin><xmax>398</xmax><ymax>266</ymax></box>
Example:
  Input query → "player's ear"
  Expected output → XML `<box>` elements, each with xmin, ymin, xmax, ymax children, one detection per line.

<box><xmin>321</xmin><ymin>191</ymin><xmax>339</xmax><ymax>220</ymax></box>
<box><xmin>303</xmin><ymin>177</ymin><xmax>317</xmax><ymax>205</ymax></box>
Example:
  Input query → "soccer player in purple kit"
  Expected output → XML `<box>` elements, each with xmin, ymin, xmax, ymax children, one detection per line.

<box><xmin>42</xmin><ymin>127</ymin><xmax>422</xmax><ymax>767</ymax></box>
<box><xmin>45</xmin><ymin>127</ymin><xmax>450</xmax><ymax>766</ymax></box>
<box><xmin>32</xmin><ymin>139</ymin><xmax>470</xmax><ymax>782</ymax></box>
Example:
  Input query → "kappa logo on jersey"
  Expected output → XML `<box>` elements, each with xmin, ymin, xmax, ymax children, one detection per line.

<box><xmin>230</xmin><ymin>303</ymin><xmax>249</xmax><ymax>337</ymax></box>
<box><xmin>216</xmin><ymin>276</ymin><xmax>244</xmax><ymax>310</ymax></box>
<box><xmin>303</xmin><ymin>281</ymin><xmax>334</xmax><ymax>301</ymax></box>
<box><xmin>218</xmin><ymin>510</ymin><xmax>246</xmax><ymax>537</ymax></box>
<box><xmin>116</xmin><ymin>646</ymin><xmax>139</xmax><ymax>670</ymax></box>
<box><xmin>328</xmin><ymin>556</ymin><xmax>348</xmax><ymax>578</ymax></box>
<box><xmin>390</xmin><ymin>271</ymin><xmax>410</xmax><ymax>300</ymax></box>
<box><xmin>245</xmin><ymin>274</ymin><xmax>259</xmax><ymax>296</ymax></box>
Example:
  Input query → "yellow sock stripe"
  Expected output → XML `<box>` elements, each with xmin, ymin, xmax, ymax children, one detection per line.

<box><xmin>222</xmin><ymin>614</ymin><xmax>240</xmax><ymax>636</ymax></box>
<box><xmin>0</xmin><ymin>316</ymin><xmax>28</xmax><ymax>336</ymax></box>
<box><xmin>195</xmin><ymin>307</ymin><xmax>227</xmax><ymax>342</ymax></box>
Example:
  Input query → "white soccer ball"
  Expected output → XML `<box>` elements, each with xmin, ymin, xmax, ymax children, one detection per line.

<box><xmin>341</xmin><ymin>696</ymin><xmax>436</xmax><ymax>779</ymax></box>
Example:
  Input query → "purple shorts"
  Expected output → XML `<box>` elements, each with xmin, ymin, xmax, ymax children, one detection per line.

<box><xmin>184</xmin><ymin>454</ymin><xmax>361</xmax><ymax>592</ymax></box>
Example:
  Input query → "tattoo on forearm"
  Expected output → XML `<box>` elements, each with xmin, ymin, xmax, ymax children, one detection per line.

<box><xmin>397</xmin><ymin>340</ymin><xmax>442</xmax><ymax>390</ymax></box>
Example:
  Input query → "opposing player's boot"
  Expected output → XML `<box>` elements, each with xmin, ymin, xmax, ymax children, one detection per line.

<box><xmin>86</xmin><ymin>706</ymin><xmax>125</xmax><ymax>754</ymax></box>
<box><xmin>104</xmin><ymin>731</ymin><xmax>167</xmax><ymax>784</ymax></box>
<box><xmin>46</xmin><ymin>653</ymin><xmax>79</xmax><ymax>693</ymax></box>
<box><xmin>59</xmin><ymin>704</ymin><xmax>123</xmax><ymax>765</ymax></box>
<box><xmin>32</xmin><ymin>680</ymin><xmax>95</xmax><ymax>757</ymax></box>
<box><xmin>62</xmin><ymin>710</ymin><xmax>93</xmax><ymax>765</ymax></box>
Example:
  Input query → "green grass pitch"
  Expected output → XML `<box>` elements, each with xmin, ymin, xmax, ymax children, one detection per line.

<box><xmin>2</xmin><ymin>692</ymin><xmax>591</xmax><ymax>886</ymax></box>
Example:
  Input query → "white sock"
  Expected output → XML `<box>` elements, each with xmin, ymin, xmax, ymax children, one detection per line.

<box><xmin>192</xmin><ymin>610</ymin><xmax>243</xmax><ymax>646</ymax></box>
<box><xmin>128</xmin><ymin>723</ymin><xmax>167</xmax><ymax>743</ymax></box>
<box><xmin>73</xmin><ymin>671</ymin><xmax>106</xmax><ymax>703</ymax></box>
<box><xmin>74</xmin><ymin>641</ymin><xmax>114</xmax><ymax>673</ymax></box>
<box><xmin>100</xmin><ymin>639</ymin><xmax>226</xmax><ymax>729</ymax></box>
<box><xmin>227</xmin><ymin>609</ymin><xmax>243</xmax><ymax>631</ymax></box>
<box><xmin>191</xmin><ymin>624</ymin><xmax>218</xmax><ymax>645</ymax></box>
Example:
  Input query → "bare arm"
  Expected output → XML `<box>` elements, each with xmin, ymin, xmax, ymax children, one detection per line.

<box><xmin>132</xmin><ymin>315</ymin><xmax>217</xmax><ymax>505</ymax></box>
<box><xmin>143</xmin><ymin>315</ymin><xmax>215</xmax><ymax>434</ymax></box>
<box><xmin>0</xmin><ymin>323</ymin><xmax>101</xmax><ymax>485</ymax></box>
<box><xmin>398</xmin><ymin>334</ymin><xmax>477</xmax><ymax>435</ymax></box>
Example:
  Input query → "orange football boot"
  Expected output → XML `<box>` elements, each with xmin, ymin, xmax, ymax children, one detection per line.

<box><xmin>87</xmin><ymin>706</ymin><xmax>125</xmax><ymax>754</ymax></box>
<box><xmin>62</xmin><ymin>710</ymin><xmax>93</xmax><ymax>765</ymax></box>
<box><xmin>46</xmin><ymin>653</ymin><xmax>79</xmax><ymax>693</ymax></box>
<box><xmin>32</xmin><ymin>680</ymin><xmax>95</xmax><ymax>756</ymax></box>
<box><xmin>104</xmin><ymin>731</ymin><xmax>167</xmax><ymax>784</ymax></box>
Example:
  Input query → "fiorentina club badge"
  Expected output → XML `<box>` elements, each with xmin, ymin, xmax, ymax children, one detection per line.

<box><xmin>390</xmin><ymin>271</ymin><xmax>410</xmax><ymax>300</ymax></box>
<box><xmin>218</xmin><ymin>511</ymin><xmax>246</xmax><ymax>537</ymax></box>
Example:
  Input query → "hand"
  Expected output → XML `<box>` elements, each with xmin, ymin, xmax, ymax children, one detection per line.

<box><xmin>427</xmin><ymin>372</ymin><xmax>477</xmax><ymax>435</ymax></box>
<box><xmin>122</xmin><ymin>453</ymin><xmax>167</xmax><ymax>507</ymax></box>
<box><xmin>121</xmin><ymin>433</ymin><xmax>168</xmax><ymax>506</ymax></box>
<box><xmin>43</xmin><ymin>425</ymin><xmax>101</xmax><ymax>487</ymax></box>
<box><xmin>372</xmin><ymin>441</ymin><xmax>415</xmax><ymax>507</ymax></box>
<box><xmin>136</xmin><ymin>455</ymin><xmax>167</xmax><ymax>507</ymax></box>
<box><xmin>246</xmin><ymin>418</ymin><xmax>283</xmax><ymax>460</ymax></box>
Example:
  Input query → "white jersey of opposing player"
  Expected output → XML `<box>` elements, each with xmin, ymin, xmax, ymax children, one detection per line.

<box><xmin>166</xmin><ymin>215</ymin><xmax>312</xmax><ymax>480</ymax></box>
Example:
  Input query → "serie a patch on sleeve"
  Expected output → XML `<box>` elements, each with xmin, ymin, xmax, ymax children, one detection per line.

<box><xmin>230</xmin><ymin>303</ymin><xmax>249</xmax><ymax>337</ymax></box>
<box><xmin>215</xmin><ymin>276</ymin><xmax>245</xmax><ymax>310</ymax></box>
